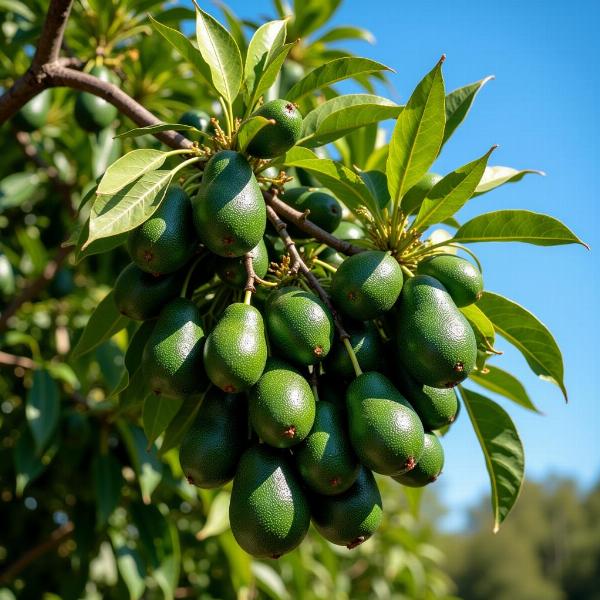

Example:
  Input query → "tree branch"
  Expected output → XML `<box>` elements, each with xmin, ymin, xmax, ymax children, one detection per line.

<box><xmin>32</xmin><ymin>0</ymin><xmax>74</xmax><ymax>69</ymax></box>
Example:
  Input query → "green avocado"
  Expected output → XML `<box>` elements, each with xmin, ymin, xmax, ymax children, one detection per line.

<box><xmin>325</xmin><ymin>322</ymin><xmax>383</xmax><ymax>379</ymax></box>
<box><xmin>13</xmin><ymin>90</ymin><xmax>51</xmax><ymax>132</ymax></box>
<box><xmin>247</xmin><ymin>99</ymin><xmax>303</xmax><ymax>159</ymax></box>
<box><xmin>141</xmin><ymin>298</ymin><xmax>206</xmax><ymax>398</ymax></box>
<box><xmin>393</xmin><ymin>432</ymin><xmax>444</xmax><ymax>487</ymax></box>
<box><xmin>416</xmin><ymin>254</ymin><xmax>484</xmax><ymax>307</ymax></box>
<box><xmin>74</xmin><ymin>66</ymin><xmax>119</xmax><ymax>132</ymax></box>
<box><xmin>179</xmin><ymin>388</ymin><xmax>247</xmax><ymax>488</ymax></box>
<box><xmin>333</xmin><ymin>220</ymin><xmax>364</xmax><ymax>240</ymax></box>
<box><xmin>215</xmin><ymin>238</ymin><xmax>269</xmax><ymax>288</ymax></box>
<box><xmin>265</xmin><ymin>286</ymin><xmax>334</xmax><ymax>365</ymax></box>
<box><xmin>203</xmin><ymin>303</ymin><xmax>268</xmax><ymax>393</ymax></box>
<box><xmin>281</xmin><ymin>187</ymin><xmax>342</xmax><ymax>237</ymax></box>
<box><xmin>310</xmin><ymin>466</ymin><xmax>382</xmax><ymax>549</ymax></box>
<box><xmin>179</xmin><ymin>109</ymin><xmax>210</xmax><ymax>132</ymax></box>
<box><xmin>127</xmin><ymin>186</ymin><xmax>197</xmax><ymax>275</ymax></box>
<box><xmin>294</xmin><ymin>400</ymin><xmax>360</xmax><ymax>495</ymax></box>
<box><xmin>346</xmin><ymin>371</ymin><xmax>425</xmax><ymax>475</ymax></box>
<box><xmin>395</xmin><ymin>275</ymin><xmax>477</xmax><ymax>388</ymax></box>
<box><xmin>249</xmin><ymin>358</ymin><xmax>315</xmax><ymax>448</ymax></box>
<box><xmin>318</xmin><ymin>246</ymin><xmax>345</xmax><ymax>267</ymax></box>
<box><xmin>331</xmin><ymin>250</ymin><xmax>403</xmax><ymax>321</ymax></box>
<box><xmin>113</xmin><ymin>262</ymin><xmax>181</xmax><ymax>321</ymax></box>
<box><xmin>401</xmin><ymin>172</ymin><xmax>442</xmax><ymax>215</ymax></box>
<box><xmin>193</xmin><ymin>150</ymin><xmax>266</xmax><ymax>257</ymax></box>
<box><xmin>229</xmin><ymin>444</ymin><xmax>310</xmax><ymax>558</ymax></box>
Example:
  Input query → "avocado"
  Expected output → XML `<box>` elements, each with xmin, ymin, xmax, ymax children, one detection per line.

<box><xmin>113</xmin><ymin>262</ymin><xmax>181</xmax><ymax>321</ymax></box>
<box><xmin>265</xmin><ymin>286</ymin><xmax>334</xmax><ymax>366</ymax></box>
<box><xmin>294</xmin><ymin>400</ymin><xmax>359</xmax><ymax>495</ymax></box>
<box><xmin>74</xmin><ymin>66</ymin><xmax>118</xmax><ymax>132</ymax></box>
<box><xmin>249</xmin><ymin>358</ymin><xmax>315</xmax><ymax>448</ymax></box>
<box><xmin>179</xmin><ymin>388</ymin><xmax>247</xmax><ymax>488</ymax></box>
<box><xmin>215</xmin><ymin>238</ymin><xmax>269</xmax><ymax>288</ymax></box>
<box><xmin>141</xmin><ymin>298</ymin><xmax>206</xmax><ymax>398</ymax></box>
<box><xmin>179</xmin><ymin>109</ymin><xmax>210</xmax><ymax>132</ymax></box>
<box><xmin>416</xmin><ymin>254</ymin><xmax>483</xmax><ymax>307</ymax></box>
<box><xmin>325</xmin><ymin>322</ymin><xmax>383</xmax><ymax>379</ymax></box>
<box><xmin>203</xmin><ymin>303</ymin><xmax>268</xmax><ymax>393</ymax></box>
<box><xmin>13</xmin><ymin>89</ymin><xmax>51</xmax><ymax>131</ymax></box>
<box><xmin>193</xmin><ymin>150</ymin><xmax>266</xmax><ymax>257</ymax></box>
<box><xmin>331</xmin><ymin>251</ymin><xmax>403</xmax><ymax>321</ymax></box>
<box><xmin>229</xmin><ymin>444</ymin><xmax>310</xmax><ymax>558</ymax></box>
<box><xmin>310</xmin><ymin>466</ymin><xmax>382</xmax><ymax>549</ymax></box>
<box><xmin>394</xmin><ymin>367</ymin><xmax>458</xmax><ymax>430</ymax></box>
<box><xmin>401</xmin><ymin>172</ymin><xmax>442</xmax><ymax>215</ymax></box>
<box><xmin>127</xmin><ymin>186</ymin><xmax>197</xmax><ymax>275</ymax></box>
<box><xmin>247</xmin><ymin>99</ymin><xmax>303</xmax><ymax>159</ymax></box>
<box><xmin>281</xmin><ymin>187</ymin><xmax>342</xmax><ymax>237</ymax></box>
<box><xmin>346</xmin><ymin>371</ymin><xmax>425</xmax><ymax>475</ymax></box>
<box><xmin>393</xmin><ymin>432</ymin><xmax>444</xmax><ymax>487</ymax></box>
<box><xmin>318</xmin><ymin>246</ymin><xmax>344</xmax><ymax>267</ymax></box>
<box><xmin>333</xmin><ymin>220</ymin><xmax>364</xmax><ymax>241</ymax></box>
<box><xmin>395</xmin><ymin>275</ymin><xmax>477</xmax><ymax>387</ymax></box>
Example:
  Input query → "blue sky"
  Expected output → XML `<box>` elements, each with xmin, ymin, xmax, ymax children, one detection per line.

<box><xmin>214</xmin><ymin>0</ymin><xmax>600</xmax><ymax>529</ymax></box>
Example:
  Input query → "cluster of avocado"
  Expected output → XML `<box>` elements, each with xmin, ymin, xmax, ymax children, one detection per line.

<box><xmin>109</xmin><ymin>98</ymin><xmax>483</xmax><ymax>559</ymax></box>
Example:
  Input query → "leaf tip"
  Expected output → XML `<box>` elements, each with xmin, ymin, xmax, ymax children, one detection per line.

<box><xmin>439</xmin><ymin>54</ymin><xmax>447</xmax><ymax>64</ymax></box>
<box><xmin>492</xmin><ymin>522</ymin><xmax>500</xmax><ymax>534</ymax></box>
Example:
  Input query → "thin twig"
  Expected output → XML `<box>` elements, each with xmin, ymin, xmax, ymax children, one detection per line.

<box><xmin>0</xmin><ymin>351</ymin><xmax>37</xmax><ymax>369</ymax></box>
<box><xmin>243</xmin><ymin>252</ymin><xmax>257</xmax><ymax>294</ymax></box>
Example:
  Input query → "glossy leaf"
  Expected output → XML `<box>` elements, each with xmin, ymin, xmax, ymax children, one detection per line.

<box><xmin>158</xmin><ymin>394</ymin><xmax>205</xmax><ymax>457</ymax></box>
<box><xmin>453</xmin><ymin>210</ymin><xmax>587</xmax><ymax>247</ymax></box>
<box><xmin>359</xmin><ymin>170</ymin><xmax>390</xmax><ymax>210</ymax></box>
<box><xmin>237</xmin><ymin>116</ymin><xmax>275</xmax><ymax>153</ymax></box>
<box><xmin>477</xmin><ymin>291</ymin><xmax>567</xmax><ymax>400</ymax></box>
<box><xmin>71</xmin><ymin>291</ymin><xmax>129</xmax><ymax>358</ymax></box>
<box><xmin>461</xmin><ymin>387</ymin><xmax>524</xmax><ymax>532</ymax></box>
<box><xmin>313</xmin><ymin>25</ymin><xmax>375</xmax><ymax>45</ymax></box>
<box><xmin>460</xmin><ymin>303</ymin><xmax>498</xmax><ymax>353</ymax></box>
<box><xmin>470</xmin><ymin>365</ymin><xmax>540</xmax><ymax>413</ymax></box>
<box><xmin>196</xmin><ymin>491</ymin><xmax>231</xmax><ymax>540</ymax></box>
<box><xmin>248</xmin><ymin>42</ymin><xmax>296</xmax><ymax>109</ymax></box>
<box><xmin>143</xmin><ymin>395</ymin><xmax>183</xmax><ymax>448</ymax></box>
<box><xmin>26</xmin><ymin>369</ymin><xmax>60</xmax><ymax>453</ymax></box>
<box><xmin>94</xmin><ymin>453</ymin><xmax>123</xmax><ymax>526</ymax></box>
<box><xmin>286</xmin><ymin>57</ymin><xmax>392</xmax><ymax>101</ymax></box>
<box><xmin>474</xmin><ymin>166</ymin><xmax>545</xmax><ymax>195</ymax></box>
<box><xmin>387</xmin><ymin>57</ymin><xmax>446</xmax><ymax>205</ymax></box>
<box><xmin>195</xmin><ymin>6</ymin><xmax>242</xmax><ymax>104</ymax></box>
<box><xmin>414</xmin><ymin>146</ymin><xmax>496</xmax><ymax>230</ymax></box>
<box><xmin>115</xmin><ymin>123</ymin><xmax>209</xmax><ymax>141</ymax></box>
<box><xmin>218</xmin><ymin>3</ymin><xmax>247</xmax><ymax>58</ymax></box>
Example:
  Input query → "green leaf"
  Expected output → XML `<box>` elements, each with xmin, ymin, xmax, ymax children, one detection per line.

<box><xmin>387</xmin><ymin>57</ymin><xmax>446</xmax><ymax>206</ymax></box>
<box><xmin>97</xmin><ymin>150</ymin><xmax>168</xmax><ymax>195</ymax></box>
<box><xmin>237</xmin><ymin>116</ymin><xmax>275</xmax><ymax>153</ymax></box>
<box><xmin>248</xmin><ymin>42</ymin><xmax>296</xmax><ymax>109</ymax></box>
<box><xmin>0</xmin><ymin>0</ymin><xmax>35</xmax><ymax>20</ymax></box>
<box><xmin>477</xmin><ymin>291</ymin><xmax>567</xmax><ymax>400</ymax></box>
<box><xmin>0</xmin><ymin>172</ymin><xmax>41</xmax><ymax>213</ymax></box>
<box><xmin>470</xmin><ymin>366</ymin><xmax>540</xmax><ymax>413</ymax></box>
<box><xmin>244</xmin><ymin>19</ymin><xmax>287</xmax><ymax>102</ymax></box>
<box><xmin>460</xmin><ymin>303</ymin><xmax>498</xmax><ymax>353</ymax></box>
<box><xmin>217</xmin><ymin>2</ymin><xmax>247</xmax><ymax>58</ymax></box>
<box><xmin>313</xmin><ymin>25</ymin><xmax>375</xmax><ymax>45</ymax></box>
<box><xmin>285</xmin><ymin>57</ymin><xmax>392</xmax><ymax>101</ymax></box>
<box><xmin>13</xmin><ymin>429</ymin><xmax>48</xmax><ymax>496</ymax></box>
<box><xmin>158</xmin><ymin>394</ymin><xmax>205</xmax><ymax>457</ymax></box>
<box><xmin>359</xmin><ymin>170</ymin><xmax>389</xmax><ymax>210</ymax></box>
<box><xmin>253</xmin><ymin>563</ymin><xmax>290</xmax><ymax>600</ymax></box>
<box><xmin>143</xmin><ymin>395</ymin><xmax>183</xmax><ymax>448</ymax></box>
<box><xmin>74</xmin><ymin>219</ymin><xmax>127</xmax><ymax>263</ymax></box>
<box><xmin>195</xmin><ymin>6</ymin><xmax>242</xmax><ymax>104</ymax></box>
<box><xmin>114</xmin><ymin>123</ymin><xmax>209</xmax><ymax>141</ymax></box>
<box><xmin>26</xmin><ymin>369</ymin><xmax>60</xmax><ymax>453</ymax></box>
<box><xmin>72</xmin><ymin>291</ymin><xmax>129</xmax><ymax>359</ymax></box>
<box><xmin>413</xmin><ymin>146</ymin><xmax>496</xmax><ymax>230</ymax></box>
<box><xmin>443</xmin><ymin>76</ymin><xmax>494</xmax><ymax>146</ymax></box>
<box><xmin>94</xmin><ymin>454</ymin><xmax>123</xmax><ymax>527</ymax></box>
<box><xmin>196</xmin><ymin>491</ymin><xmax>231</xmax><ymax>540</ymax></box>
<box><xmin>474</xmin><ymin>166</ymin><xmax>545</xmax><ymax>195</ymax></box>
<box><xmin>453</xmin><ymin>210</ymin><xmax>588</xmax><ymax>247</ymax></box>
<box><xmin>460</xmin><ymin>387</ymin><xmax>524</xmax><ymax>532</ymax></box>
<box><xmin>85</xmin><ymin>169</ymin><xmax>174</xmax><ymax>248</ymax></box>
<box><xmin>110</xmin><ymin>532</ymin><xmax>146</xmax><ymax>600</ymax></box>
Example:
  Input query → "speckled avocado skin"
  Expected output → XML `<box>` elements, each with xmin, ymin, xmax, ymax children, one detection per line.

<box><xmin>215</xmin><ymin>239</ymin><xmax>269</xmax><ymax>288</ymax></box>
<box><xmin>229</xmin><ymin>445</ymin><xmax>310</xmax><ymax>558</ymax></box>
<box><xmin>265</xmin><ymin>286</ymin><xmax>334</xmax><ymax>366</ymax></box>
<box><xmin>203</xmin><ymin>303</ymin><xmax>268</xmax><ymax>393</ymax></box>
<box><xmin>395</xmin><ymin>275</ymin><xmax>477</xmax><ymax>388</ymax></box>
<box><xmin>282</xmin><ymin>187</ymin><xmax>342</xmax><ymax>237</ymax></box>
<box><xmin>127</xmin><ymin>186</ymin><xmax>197</xmax><ymax>275</ymax></box>
<box><xmin>113</xmin><ymin>262</ymin><xmax>181</xmax><ymax>321</ymax></box>
<box><xmin>294</xmin><ymin>400</ymin><xmax>360</xmax><ymax>495</ymax></box>
<box><xmin>346</xmin><ymin>371</ymin><xmax>425</xmax><ymax>475</ymax></box>
<box><xmin>193</xmin><ymin>150</ymin><xmax>266</xmax><ymax>257</ymax></box>
<box><xmin>331</xmin><ymin>251</ymin><xmax>403</xmax><ymax>321</ymax></box>
<box><xmin>393</xmin><ymin>432</ymin><xmax>444</xmax><ymax>487</ymax></box>
<box><xmin>416</xmin><ymin>254</ymin><xmax>483</xmax><ymax>307</ymax></box>
<box><xmin>310</xmin><ymin>466</ymin><xmax>382</xmax><ymax>548</ymax></box>
<box><xmin>179</xmin><ymin>389</ymin><xmax>247</xmax><ymax>488</ymax></box>
<box><xmin>249</xmin><ymin>358</ymin><xmax>315</xmax><ymax>448</ymax></box>
<box><xmin>142</xmin><ymin>298</ymin><xmax>206</xmax><ymax>399</ymax></box>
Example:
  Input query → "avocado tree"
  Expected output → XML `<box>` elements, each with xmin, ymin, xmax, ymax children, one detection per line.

<box><xmin>0</xmin><ymin>0</ymin><xmax>587</xmax><ymax>597</ymax></box>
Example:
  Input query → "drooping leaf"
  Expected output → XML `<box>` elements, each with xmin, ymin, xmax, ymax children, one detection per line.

<box><xmin>477</xmin><ymin>291</ymin><xmax>567</xmax><ymax>400</ymax></box>
<box><xmin>387</xmin><ymin>57</ymin><xmax>446</xmax><ymax>206</ymax></box>
<box><xmin>159</xmin><ymin>394</ymin><xmax>205</xmax><ymax>457</ymax></box>
<box><xmin>196</xmin><ymin>491</ymin><xmax>231</xmax><ymax>540</ymax></box>
<box><xmin>26</xmin><ymin>369</ymin><xmax>60</xmax><ymax>453</ymax></box>
<box><xmin>94</xmin><ymin>453</ymin><xmax>123</xmax><ymax>527</ymax></box>
<box><xmin>470</xmin><ymin>366</ymin><xmax>540</xmax><ymax>413</ymax></box>
<box><xmin>453</xmin><ymin>210</ymin><xmax>588</xmax><ymax>247</ymax></box>
<box><xmin>71</xmin><ymin>291</ymin><xmax>130</xmax><ymax>359</ymax></box>
<box><xmin>474</xmin><ymin>166</ymin><xmax>545</xmax><ymax>195</ymax></box>
<box><xmin>142</xmin><ymin>395</ymin><xmax>183</xmax><ymax>448</ymax></box>
<box><xmin>286</xmin><ymin>57</ymin><xmax>392</xmax><ymax>101</ymax></box>
<box><xmin>195</xmin><ymin>6</ymin><xmax>242</xmax><ymax>104</ymax></box>
<box><xmin>237</xmin><ymin>116</ymin><xmax>275</xmax><ymax>153</ymax></box>
<box><xmin>110</xmin><ymin>532</ymin><xmax>146</xmax><ymax>600</ymax></box>
<box><xmin>460</xmin><ymin>386</ymin><xmax>524</xmax><ymax>532</ymax></box>
<box><xmin>114</xmin><ymin>123</ymin><xmax>209</xmax><ymax>141</ymax></box>
<box><xmin>413</xmin><ymin>146</ymin><xmax>496</xmax><ymax>230</ymax></box>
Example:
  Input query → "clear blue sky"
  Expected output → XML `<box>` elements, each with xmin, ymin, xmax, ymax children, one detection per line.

<box><xmin>212</xmin><ymin>0</ymin><xmax>600</xmax><ymax>530</ymax></box>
